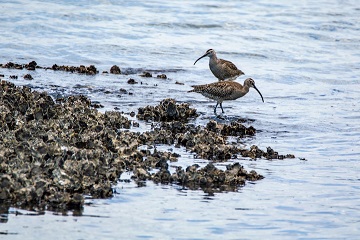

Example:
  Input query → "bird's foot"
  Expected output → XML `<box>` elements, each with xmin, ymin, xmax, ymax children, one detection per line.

<box><xmin>216</xmin><ymin>113</ymin><xmax>226</xmax><ymax>120</ymax></box>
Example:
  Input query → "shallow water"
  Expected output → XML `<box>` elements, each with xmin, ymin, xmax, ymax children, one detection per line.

<box><xmin>1</xmin><ymin>0</ymin><xmax>360</xmax><ymax>239</ymax></box>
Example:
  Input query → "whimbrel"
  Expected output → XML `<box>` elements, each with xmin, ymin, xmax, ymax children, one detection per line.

<box><xmin>188</xmin><ymin>78</ymin><xmax>264</xmax><ymax>114</ymax></box>
<box><xmin>194</xmin><ymin>49</ymin><xmax>245</xmax><ymax>81</ymax></box>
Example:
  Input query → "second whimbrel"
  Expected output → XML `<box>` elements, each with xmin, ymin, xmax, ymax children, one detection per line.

<box><xmin>193</xmin><ymin>49</ymin><xmax>245</xmax><ymax>81</ymax></box>
<box><xmin>188</xmin><ymin>78</ymin><xmax>264</xmax><ymax>114</ymax></box>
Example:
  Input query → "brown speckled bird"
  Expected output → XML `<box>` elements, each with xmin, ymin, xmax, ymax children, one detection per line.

<box><xmin>194</xmin><ymin>49</ymin><xmax>245</xmax><ymax>81</ymax></box>
<box><xmin>188</xmin><ymin>78</ymin><xmax>264</xmax><ymax>114</ymax></box>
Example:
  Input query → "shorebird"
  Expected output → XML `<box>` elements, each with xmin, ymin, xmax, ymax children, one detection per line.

<box><xmin>188</xmin><ymin>78</ymin><xmax>264</xmax><ymax>114</ymax></box>
<box><xmin>194</xmin><ymin>49</ymin><xmax>245</xmax><ymax>81</ymax></box>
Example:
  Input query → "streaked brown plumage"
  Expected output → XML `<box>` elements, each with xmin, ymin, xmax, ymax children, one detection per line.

<box><xmin>194</xmin><ymin>49</ymin><xmax>245</xmax><ymax>81</ymax></box>
<box><xmin>188</xmin><ymin>78</ymin><xmax>264</xmax><ymax>114</ymax></box>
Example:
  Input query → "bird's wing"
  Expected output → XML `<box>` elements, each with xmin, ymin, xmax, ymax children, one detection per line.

<box><xmin>202</xmin><ymin>82</ymin><xmax>236</xmax><ymax>98</ymax></box>
<box><xmin>220</xmin><ymin>59</ymin><xmax>239</xmax><ymax>71</ymax></box>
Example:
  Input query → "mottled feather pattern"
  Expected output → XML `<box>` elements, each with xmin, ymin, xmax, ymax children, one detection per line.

<box><xmin>189</xmin><ymin>81</ymin><xmax>241</xmax><ymax>100</ymax></box>
<box><xmin>188</xmin><ymin>78</ymin><xmax>264</xmax><ymax>114</ymax></box>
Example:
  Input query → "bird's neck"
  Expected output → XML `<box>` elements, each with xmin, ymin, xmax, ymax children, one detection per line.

<box><xmin>209</xmin><ymin>54</ymin><xmax>218</xmax><ymax>63</ymax></box>
<box><xmin>235</xmin><ymin>85</ymin><xmax>249</xmax><ymax>99</ymax></box>
<box><xmin>243</xmin><ymin>85</ymin><xmax>250</xmax><ymax>93</ymax></box>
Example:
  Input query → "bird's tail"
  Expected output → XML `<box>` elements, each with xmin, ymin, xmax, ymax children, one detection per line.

<box><xmin>188</xmin><ymin>85</ymin><xmax>205</xmax><ymax>93</ymax></box>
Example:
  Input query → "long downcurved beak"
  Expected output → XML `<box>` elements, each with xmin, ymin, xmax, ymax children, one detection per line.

<box><xmin>194</xmin><ymin>53</ymin><xmax>208</xmax><ymax>65</ymax></box>
<box><xmin>253</xmin><ymin>85</ymin><xmax>264</xmax><ymax>102</ymax></box>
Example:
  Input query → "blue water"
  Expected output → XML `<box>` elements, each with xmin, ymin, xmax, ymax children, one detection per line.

<box><xmin>1</xmin><ymin>0</ymin><xmax>360</xmax><ymax>239</ymax></box>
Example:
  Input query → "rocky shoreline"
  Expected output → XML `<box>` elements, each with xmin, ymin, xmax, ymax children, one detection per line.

<box><xmin>0</xmin><ymin>63</ymin><xmax>295</xmax><ymax>212</ymax></box>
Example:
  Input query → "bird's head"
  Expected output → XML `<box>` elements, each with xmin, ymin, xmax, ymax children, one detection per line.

<box><xmin>194</xmin><ymin>49</ymin><xmax>216</xmax><ymax>65</ymax></box>
<box><xmin>245</xmin><ymin>78</ymin><xmax>264</xmax><ymax>102</ymax></box>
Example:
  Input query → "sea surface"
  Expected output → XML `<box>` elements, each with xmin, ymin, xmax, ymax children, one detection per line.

<box><xmin>1</xmin><ymin>0</ymin><xmax>360</xmax><ymax>239</ymax></box>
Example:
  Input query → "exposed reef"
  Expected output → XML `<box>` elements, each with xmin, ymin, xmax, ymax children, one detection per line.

<box><xmin>0</xmin><ymin>61</ymin><xmax>98</xmax><ymax>75</ymax></box>
<box><xmin>0</xmin><ymin>68</ymin><xmax>294</xmax><ymax>212</ymax></box>
<box><xmin>137</xmin><ymin>98</ymin><xmax>198</xmax><ymax>122</ymax></box>
<box><xmin>0</xmin><ymin>61</ymin><xmax>171</xmax><ymax>78</ymax></box>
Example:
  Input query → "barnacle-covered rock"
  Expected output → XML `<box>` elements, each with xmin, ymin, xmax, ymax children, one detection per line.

<box><xmin>206</xmin><ymin>120</ymin><xmax>256</xmax><ymax>137</ymax></box>
<box><xmin>171</xmin><ymin>162</ymin><xmax>264</xmax><ymax>192</ymax></box>
<box><xmin>0</xmin><ymin>81</ymin><xmax>137</xmax><ymax>210</ymax></box>
<box><xmin>157</xmin><ymin>74</ymin><xmax>167</xmax><ymax>79</ymax></box>
<box><xmin>23</xmin><ymin>74</ymin><xmax>33</xmax><ymax>80</ymax></box>
<box><xmin>240</xmin><ymin>145</ymin><xmax>295</xmax><ymax>160</ymax></box>
<box><xmin>137</xmin><ymin>98</ymin><xmax>198</xmax><ymax>122</ymax></box>
<box><xmin>1</xmin><ymin>61</ymin><xmax>40</xmax><ymax>70</ymax></box>
<box><xmin>50</xmin><ymin>64</ymin><xmax>97</xmax><ymax>75</ymax></box>
<box><xmin>140</xmin><ymin>71</ymin><xmax>152</xmax><ymax>77</ymax></box>
<box><xmin>110</xmin><ymin>65</ymin><xmax>121</xmax><ymax>74</ymax></box>
<box><xmin>0</xmin><ymin>79</ymin><xmax>294</xmax><ymax>212</ymax></box>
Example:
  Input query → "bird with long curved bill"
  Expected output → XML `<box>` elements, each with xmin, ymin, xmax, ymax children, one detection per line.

<box><xmin>194</xmin><ymin>49</ymin><xmax>245</xmax><ymax>81</ymax></box>
<box><xmin>188</xmin><ymin>78</ymin><xmax>264</xmax><ymax>114</ymax></box>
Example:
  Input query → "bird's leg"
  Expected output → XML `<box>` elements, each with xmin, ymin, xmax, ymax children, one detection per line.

<box><xmin>219</xmin><ymin>103</ymin><xmax>225</xmax><ymax>113</ymax></box>
<box><xmin>214</xmin><ymin>102</ymin><xmax>219</xmax><ymax>114</ymax></box>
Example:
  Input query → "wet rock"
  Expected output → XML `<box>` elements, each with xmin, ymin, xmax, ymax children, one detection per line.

<box><xmin>157</xmin><ymin>74</ymin><xmax>167</xmax><ymax>79</ymax></box>
<box><xmin>9</xmin><ymin>75</ymin><xmax>18</xmax><ymax>79</ymax></box>
<box><xmin>137</xmin><ymin>114</ymin><xmax>294</xmax><ymax>162</ymax></box>
<box><xmin>132</xmin><ymin>168</ymin><xmax>151</xmax><ymax>181</ymax></box>
<box><xmin>177</xmin><ymin>130</ymin><xmax>237</xmax><ymax>160</ymax></box>
<box><xmin>264</xmin><ymin>146</ymin><xmax>296</xmax><ymax>160</ymax></box>
<box><xmin>110</xmin><ymin>65</ymin><xmax>121</xmax><ymax>74</ymax></box>
<box><xmin>0</xmin><ymin>81</ymin><xmax>139</xmax><ymax>210</ymax></box>
<box><xmin>206</xmin><ymin>120</ymin><xmax>256</xmax><ymax>137</ymax></box>
<box><xmin>127</xmin><ymin>78</ymin><xmax>138</xmax><ymax>84</ymax></box>
<box><xmin>90</xmin><ymin>183</ymin><xmax>113</xmax><ymax>198</ymax></box>
<box><xmin>24</xmin><ymin>74</ymin><xmax>33</xmax><ymax>80</ymax></box>
<box><xmin>50</xmin><ymin>64</ymin><xmax>97</xmax><ymax>75</ymax></box>
<box><xmin>171</xmin><ymin>162</ymin><xmax>264</xmax><ymax>192</ymax></box>
<box><xmin>91</xmin><ymin>102</ymin><xmax>104</xmax><ymax>108</ymax></box>
<box><xmin>140</xmin><ymin>71</ymin><xmax>152</xmax><ymax>77</ymax></box>
<box><xmin>2</xmin><ymin>62</ymin><xmax>22</xmax><ymax>69</ymax></box>
<box><xmin>1</xmin><ymin>61</ymin><xmax>41</xmax><ymax>70</ymax></box>
<box><xmin>25</xmin><ymin>61</ymin><xmax>37</xmax><ymax>70</ymax></box>
<box><xmin>67</xmin><ymin>193</ymin><xmax>84</xmax><ymax>209</ymax></box>
<box><xmin>137</xmin><ymin>98</ymin><xmax>198</xmax><ymax>122</ymax></box>
<box><xmin>132</xmin><ymin>121</ymin><xmax>140</xmax><ymax>127</ymax></box>
<box><xmin>2</xmin><ymin>62</ymin><xmax>14</xmax><ymax>68</ymax></box>
<box><xmin>152</xmin><ymin>168</ymin><xmax>171</xmax><ymax>183</ymax></box>
<box><xmin>240</xmin><ymin>145</ymin><xmax>295</xmax><ymax>160</ymax></box>
<box><xmin>0</xmin><ymin>79</ymin><xmax>293</xmax><ymax>212</ymax></box>
<box><xmin>119</xmin><ymin>88</ymin><xmax>127</xmax><ymax>94</ymax></box>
